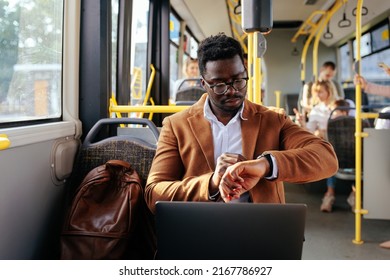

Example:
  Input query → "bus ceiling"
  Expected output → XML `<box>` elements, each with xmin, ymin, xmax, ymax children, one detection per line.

<box><xmin>171</xmin><ymin>0</ymin><xmax>389</xmax><ymax>48</ymax></box>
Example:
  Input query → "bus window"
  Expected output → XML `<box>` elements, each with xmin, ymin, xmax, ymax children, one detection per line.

<box><xmin>111</xmin><ymin>0</ymin><xmax>119</xmax><ymax>97</ymax></box>
<box><xmin>353</xmin><ymin>32</ymin><xmax>371</xmax><ymax>58</ymax></box>
<box><xmin>371</xmin><ymin>21</ymin><xmax>390</xmax><ymax>52</ymax></box>
<box><xmin>339</xmin><ymin>43</ymin><xmax>352</xmax><ymax>82</ymax></box>
<box><xmin>130</xmin><ymin>0</ymin><xmax>149</xmax><ymax>105</ymax></box>
<box><xmin>169</xmin><ymin>11</ymin><xmax>181</xmax><ymax>93</ymax></box>
<box><xmin>184</xmin><ymin>30</ymin><xmax>199</xmax><ymax>60</ymax></box>
<box><xmin>0</xmin><ymin>0</ymin><xmax>64</xmax><ymax>124</ymax></box>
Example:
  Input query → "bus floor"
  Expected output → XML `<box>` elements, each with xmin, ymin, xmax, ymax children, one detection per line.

<box><xmin>285</xmin><ymin>181</ymin><xmax>390</xmax><ymax>260</ymax></box>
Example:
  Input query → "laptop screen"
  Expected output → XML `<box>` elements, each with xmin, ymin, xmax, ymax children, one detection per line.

<box><xmin>155</xmin><ymin>201</ymin><xmax>307</xmax><ymax>260</ymax></box>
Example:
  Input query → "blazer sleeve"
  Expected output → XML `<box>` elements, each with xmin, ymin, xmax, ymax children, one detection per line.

<box><xmin>265</xmin><ymin>115</ymin><xmax>338</xmax><ymax>183</ymax></box>
<box><xmin>144</xmin><ymin>116</ymin><xmax>213</xmax><ymax>213</ymax></box>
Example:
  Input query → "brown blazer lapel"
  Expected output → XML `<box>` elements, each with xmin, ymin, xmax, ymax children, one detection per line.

<box><xmin>187</xmin><ymin>104</ymin><xmax>215</xmax><ymax>170</ymax></box>
<box><xmin>241</xmin><ymin>102</ymin><xmax>262</xmax><ymax>160</ymax></box>
<box><xmin>188</xmin><ymin>114</ymin><xmax>215</xmax><ymax>169</ymax></box>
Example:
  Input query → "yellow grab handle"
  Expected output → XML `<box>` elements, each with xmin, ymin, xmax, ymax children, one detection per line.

<box><xmin>0</xmin><ymin>134</ymin><xmax>11</xmax><ymax>150</ymax></box>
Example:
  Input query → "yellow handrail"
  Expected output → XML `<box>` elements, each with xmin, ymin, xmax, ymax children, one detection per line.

<box><xmin>226</xmin><ymin>0</ymin><xmax>248</xmax><ymax>53</ymax></box>
<box><xmin>296</xmin><ymin>11</ymin><xmax>326</xmax><ymax>82</ymax></box>
<box><xmin>353</xmin><ymin>0</ymin><xmax>365</xmax><ymax>245</ymax></box>
<box><xmin>291</xmin><ymin>10</ymin><xmax>326</xmax><ymax>43</ymax></box>
<box><xmin>140</xmin><ymin>64</ymin><xmax>156</xmax><ymax>118</ymax></box>
<box><xmin>0</xmin><ymin>134</ymin><xmax>11</xmax><ymax>150</ymax></box>
<box><xmin>274</xmin><ymin>91</ymin><xmax>281</xmax><ymax>108</ymax></box>
<box><xmin>143</xmin><ymin>64</ymin><xmax>156</xmax><ymax>106</ymax></box>
<box><xmin>312</xmin><ymin>0</ymin><xmax>346</xmax><ymax>79</ymax></box>
<box><xmin>247</xmin><ymin>33</ymin><xmax>253</xmax><ymax>102</ymax></box>
<box><xmin>109</xmin><ymin>95</ymin><xmax>125</xmax><ymax>127</ymax></box>
<box><xmin>253</xmin><ymin>32</ymin><xmax>262</xmax><ymax>105</ymax></box>
<box><xmin>111</xmin><ymin>105</ymin><xmax>190</xmax><ymax>114</ymax></box>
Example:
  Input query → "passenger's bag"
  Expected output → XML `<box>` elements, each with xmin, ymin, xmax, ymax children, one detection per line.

<box><xmin>60</xmin><ymin>160</ymin><xmax>143</xmax><ymax>259</ymax></box>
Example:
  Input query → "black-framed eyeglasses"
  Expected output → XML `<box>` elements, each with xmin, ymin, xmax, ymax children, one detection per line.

<box><xmin>202</xmin><ymin>76</ymin><xmax>249</xmax><ymax>95</ymax></box>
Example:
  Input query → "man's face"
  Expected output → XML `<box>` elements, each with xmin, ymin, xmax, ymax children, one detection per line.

<box><xmin>201</xmin><ymin>55</ymin><xmax>247</xmax><ymax>114</ymax></box>
<box><xmin>319</xmin><ymin>66</ymin><xmax>336</xmax><ymax>81</ymax></box>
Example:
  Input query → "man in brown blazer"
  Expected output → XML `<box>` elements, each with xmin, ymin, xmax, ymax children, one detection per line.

<box><xmin>145</xmin><ymin>33</ymin><xmax>338</xmax><ymax>213</ymax></box>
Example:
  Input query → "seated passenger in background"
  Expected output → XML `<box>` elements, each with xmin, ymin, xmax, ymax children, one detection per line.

<box><xmin>320</xmin><ymin>99</ymin><xmax>355</xmax><ymax>213</ymax></box>
<box><xmin>318</xmin><ymin>61</ymin><xmax>345</xmax><ymax>100</ymax></box>
<box><xmin>145</xmin><ymin>33</ymin><xmax>338</xmax><ymax>213</ymax></box>
<box><xmin>296</xmin><ymin>92</ymin><xmax>354</xmax><ymax>212</ymax></box>
<box><xmin>172</xmin><ymin>57</ymin><xmax>201</xmax><ymax>102</ymax></box>
<box><xmin>294</xmin><ymin>80</ymin><xmax>336</xmax><ymax>139</ymax></box>
<box><xmin>300</xmin><ymin>81</ymin><xmax>317</xmax><ymax>116</ymax></box>
<box><xmin>300</xmin><ymin>61</ymin><xmax>344</xmax><ymax>117</ymax></box>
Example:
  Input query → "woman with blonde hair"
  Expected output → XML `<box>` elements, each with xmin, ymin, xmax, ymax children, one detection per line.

<box><xmin>295</xmin><ymin>80</ymin><xmax>336</xmax><ymax>139</ymax></box>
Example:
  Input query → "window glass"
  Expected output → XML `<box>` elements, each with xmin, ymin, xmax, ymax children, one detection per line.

<box><xmin>169</xmin><ymin>44</ymin><xmax>179</xmax><ymax>102</ymax></box>
<box><xmin>339</xmin><ymin>43</ymin><xmax>351</xmax><ymax>82</ymax></box>
<box><xmin>361</xmin><ymin>48</ymin><xmax>390</xmax><ymax>105</ymax></box>
<box><xmin>0</xmin><ymin>0</ymin><xmax>63</xmax><ymax>123</ymax></box>
<box><xmin>371</xmin><ymin>23</ymin><xmax>390</xmax><ymax>52</ymax></box>
<box><xmin>183</xmin><ymin>31</ymin><xmax>198</xmax><ymax>57</ymax></box>
<box><xmin>353</xmin><ymin>32</ymin><xmax>371</xmax><ymax>59</ymax></box>
<box><xmin>169</xmin><ymin>12</ymin><xmax>180</xmax><ymax>102</ymax></box>
<box><xmin>189</xmin><ymin>36</ymin><xmax>198</xmax><ymax>58</ymax></box>
<box><xmin>170</xmin><ymin>13</ymin><xmax>180</xmax><ymax>46</ymax></box>
<box><xmin>130</xmin><ymin>0</ymin><xmax>149</xmax><ymax>105</ymax></box>
<box><xmin>111</xmin><ymin>0</ymin><xmax>119</xmax><ymax>97</ymax></box>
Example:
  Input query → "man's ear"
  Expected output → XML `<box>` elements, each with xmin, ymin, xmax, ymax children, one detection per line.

<box><xmin>200</xmin><ymin>79</ymin><xmax>206</xmax><ymax>89</ymax></box>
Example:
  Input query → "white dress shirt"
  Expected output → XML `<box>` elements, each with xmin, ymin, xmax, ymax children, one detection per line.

<box><xmin>203</xmin><ymin>97</ymin><xmax>277</xmax><ymax>202</ymax></box>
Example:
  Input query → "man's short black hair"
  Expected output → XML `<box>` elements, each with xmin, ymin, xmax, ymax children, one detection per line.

<box><xmin>197</xmin><ymin>33</ymin><xmax>245</xmax><ymax>76</ymax></box>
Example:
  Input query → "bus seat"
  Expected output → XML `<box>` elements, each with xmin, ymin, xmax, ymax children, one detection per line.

<box><xmin>84</xmin><ymin>118</ymin><xmax>160</xmax><ymax>146</ymax></box>
<box><xmin>344</xmin><ymin>87</ymin><xmax>370</xmax><ymax>111</ymax></box>
<box><xmin>326</xmin><ymin>115</ymin><xmax>370</xmax><ymax>181</ymax></box>
<box><xmin>64</xmin><ymin>118</ymin><xmax>158</xmax><ymax>259</ymax></box>
<box><xmin>175</xmin><ymin>86</ymin><xmax>205</xmax><ymax>105</ymax></box>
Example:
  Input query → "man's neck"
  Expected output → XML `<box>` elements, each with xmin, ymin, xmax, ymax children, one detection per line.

<box><xmin>209</xmin><ymin>104</ymin><xmax>240</xmax><ymax>126</ymax></box>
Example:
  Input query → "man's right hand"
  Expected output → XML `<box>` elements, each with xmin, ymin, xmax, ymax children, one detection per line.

<box><xmin>209</xmin><ymin>153</ymin><xmax>246</xmax><ymax>197</ymax></box>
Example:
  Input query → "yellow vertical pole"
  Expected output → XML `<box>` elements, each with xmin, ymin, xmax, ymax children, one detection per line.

<box><xmin>253</xmin><ymin>32</ymin><xmax>259</xmax><ymax>104</ymax></box>
<box><xmin>247</xmin><ymin>33</ymin><xmax>253</xmax><ymax>102</ymax></box>
<box><xmin>275</xmin><ymin>90</ymin><xmax>281</xmax><ymax>108</ymax></box>
<box><xmin>353</xmin><ymin>0</ymin><xmax>364</xmax><ymax>245</ymax></box>
<box><xmin>300</xmin><ymin>17</ymin><xmax>323</xmax><ymax>83</ymax></box>
<box><xmin>253</xmin><ymin>32</ymin><xmax>262</xmax><ymax>105</ymax></box>
<box><xmin>313</xmin><ymin>1</ymin><xmax>345</xmax><ymax>80</ymax></box>
<box><xmin>313</xmin><ymin>13</ymin><xmax>330</xmax><ymax>80</ymax></box>
<box><xmin>140</xmin><ymin>64</ymin><xmax>156</xmax><ymax>119</ymax></box>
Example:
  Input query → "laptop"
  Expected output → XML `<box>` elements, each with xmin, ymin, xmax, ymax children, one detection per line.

<box><xmin>155</xmin><ymin>201</ymin><xmax>307</xmax><ymax>260</ymax></box>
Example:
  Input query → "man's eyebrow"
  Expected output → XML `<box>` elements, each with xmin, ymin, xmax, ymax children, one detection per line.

<box><xmin>207</xmin><ymin>70</ymin><xmax>247</xmax><ymax>81</ymax></box>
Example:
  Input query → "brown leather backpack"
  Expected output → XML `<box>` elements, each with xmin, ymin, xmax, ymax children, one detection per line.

<box><xmin>60</xmin><ymin>160</ymin><xmax>153</xmax><ymax>259</ymax></box>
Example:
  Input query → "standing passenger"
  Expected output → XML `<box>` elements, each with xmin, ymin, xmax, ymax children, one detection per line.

<box><xmin>354</xmin><ymin>68</ymin><xmax>390</xmax><ymax>129</ymax></box>
<box><xmin>145</xmin><ymin>33</ymin><xmax>338</xmax><ymax>211</ymax></box>
<box><xmin>320</xmin><ymin>99</ymin><xmax>354</xmax><ymax>213</ymax></box>
<box><xmin>318</xmin><ymin>61</ymin><xmax>345</xmax><ymax>100</ymax></box>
